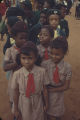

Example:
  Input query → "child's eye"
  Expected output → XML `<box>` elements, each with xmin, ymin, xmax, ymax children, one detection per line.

<box><xmin>28</xmin><ymin>57</ymin><xmax>33</xmax><ymax>60</ymax></box>
<box><xmin>22</xmin><ymin>57</ymin><xmax>26</xmax><ymax>59</ymax></box>
<box><xmin>44</xmin><ymin>34</ymin><xmax>48</xmax><ymax>36</ymax></box>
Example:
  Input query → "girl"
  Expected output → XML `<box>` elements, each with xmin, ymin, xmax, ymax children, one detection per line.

<box><xmin>37</xmin><ymin>25</ymin><xmax>54</xmax><ymax>62</ymax></box>
<box><xmin>6</xmin><ymin>16</ymin><xmax>20</xmax><ymax>46</ymax></box>
<box><xmin>3</xmin><ymin>6</ymin><xmax>25</xmax><ymax>54</ymax></box>
<box><xmin>57</xmin><ymin>3</ymin><xmax>69</xmax><ymax>38</ymax></box>
<box><xmin>3</xmin><ymin>21</ymin><xmax>28</xmax><ymax>110</ymax></box>
<box><xmin>11</xmin><ymin>41</ymin><xmax>49</xmax><ymax>120</ymax></box>
<box><xmin>29</xmin><ymin>8</ymin><xmax>48</xmax><ymax>44</ymax></box>
<box><xmin>47</xmin><ymin>9</ymin><xmax>66</xmax><ymax>39</ymax></box>
<box><xmin>42</xmin><ymin>37</ymin><xmax>72</xmax><ymax>120</ymax></box>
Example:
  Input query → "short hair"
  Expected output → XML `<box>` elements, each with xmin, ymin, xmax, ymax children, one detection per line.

<box><xmin>43</xmin><ymin>0</ymin><xmax>55</xmax><ymax>8</ymax></box>
<box><xmin>20</xmin><ymin>41</ymin><xmax>38</xmax><ymax>57</ymax></box>
<box><xmin>6</xmin><ymin>7</ymin><xmax>25</xmax><ymax>19</ymax></box>
<box><xmin>11</xmin><ymin>21</ymin><xmax>28</xmax><ymax>36</ymax></box>
<box><xmin>7</xmin><ymin>16</ymin><xmax>20</xmax><ymax>27</ymax></box>
<box><xmin>47</xmin><ymin>9</ymin><xmax>61</xmax><ymax>17</ymax></box>
<box><xmin>50</xmin><ymin>36</ymin><xmax>68</xmax><ymax>54</ymax></box>
<box><xmin>40</xmin><ymin>8</ymin><xmax>49</xmax><ymax>15</ymax></box>
<box><xmin>40</xmin><ymin>25</ymin><xmax>54</xmax><ymax>38</ymax></box>
<box><xmin>21</xmin><ymin>0</ymin><xmax>32</xmax><ymax>10</ymax></box>
<box><xmin>35</xmin><ymin>0</ymin><xmax>44</xmax><ymax>4</ymax></box>
<box><xmin>16</xmin><ymin>41</ymin><xmax>39</xmax><ymax>65</ymax></box>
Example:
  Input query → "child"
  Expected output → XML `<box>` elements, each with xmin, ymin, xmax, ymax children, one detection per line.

<box><xmin>41</xmin><ymin>37</ymin><xmax>72</xmax><ymax>120</ymax></box>
<box><xmin>57</xmin><ymin>3</ymin><xmax>69</xmax><ymax>38</ymax></box>
<box><xmin>3</xmin><ymin>21</ymin><xmax>28</xmax><ymax>108</ymax></box>
<box><xmin>43</xmin><ymin>0</ymin><xmax>55</xmax><ymax>9</ymax></box>
<box><xmin>3</xmin><ymin>6</ymin><xmax>26</xmax><ymax>54</ymax></box>
<box><xmin>29</xmin><ymin>8</ymin><xmax>48</xmax><ymax>44</ymax></box>
<box><xmin>11</xmin><ymin>41</ymin><xmax>49</xmax><ymax>120</ymax></box>
<box><xmin>37</xmin><ymin>25</ymin><xmax>54</xmax><ymax>62</ymax></box>
<box><xmin>75</xmin><ymin>0</ymin><xmax>80</xmax><ymax>19</ymax></box>
<box><xmin>6</xmin><ymin>16</ymin><xmax>21</xmax><ymax>44</ymax></box>
<box><xmin>32</xmin><ymin>0</ymin><xmax>44</xmax><ymax>11</ymax></box>
<box><xmin>47</xmin><ymin>9</ymin><xmax>66</xmax><ymax>39</ymax></box>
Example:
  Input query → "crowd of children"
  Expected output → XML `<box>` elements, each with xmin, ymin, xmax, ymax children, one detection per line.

<box><xmin>0</xmin><ymin>0</ymin><xmax>73</xmax><ymax>120</ymax></box>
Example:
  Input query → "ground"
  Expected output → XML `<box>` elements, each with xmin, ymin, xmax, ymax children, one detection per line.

<box><xmin>0</xmin><ymin>3</ymin><xmax>80</xmax><ymax>120</ymax></box>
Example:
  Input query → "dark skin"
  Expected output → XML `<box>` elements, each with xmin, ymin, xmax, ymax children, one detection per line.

<box><xmin>47</xmin><ymin>48</ymin><xmax>70</xmax><ymax>120</ymax></box>
<box><xmin>48</xmin><ymin>48</ymin><xmax>70</xmax><ymax>92</ymax></box>
<box><xmin>48</xmin><ymin>14</ymin><xmax>60</xmax><ymax>30</ymax></box>
<box><xmin>13</xmin><ymin>52</ymin><xmax>48</xmax><ymax>119</ymax></box>
<box><xmin>39</xmin><ymin>13</ymin><xmax>47</xmax><ymax>25</ymax></box>
<box><xmin>3</xmin><ymin>32</ymin><xmax>27</xmax><ymax>72</ymax></box>
<box><xmin>39</xmin><ymin>28</ymin><xmax>52</xmax><ymax>48</ymax></box>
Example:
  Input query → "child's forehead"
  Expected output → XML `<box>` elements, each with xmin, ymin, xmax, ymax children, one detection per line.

<box><xmin>40</xmin><ymin>12</ymin><xmax>46</xmax><ymax>16</ymax></box>
<box><xmin>40</xmin><ymin>27</ymin><xmax>49</xmax><ymax>33</ymax></box>
<box><xmin>21</xmin><ymin>52</ymin><xmax>35</xmax><ymax>57</ymax></box>
<box><xmin>51</xmin><ymin>48</ymin><xmax>63</xmax><ymax>53</ymax></box>
<box><xmin>16</xmin><ymin>32</ymin><xmax>27</xmax><ymax>36</ymax></box>
<box><xmin>49</xmin><ymin>14</ymin><xmax>60</xmax><ymax>19</ymax></box>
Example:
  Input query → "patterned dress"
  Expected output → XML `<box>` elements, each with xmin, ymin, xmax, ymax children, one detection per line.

<box><xmin>11</xmin><ymin>65</ymin><xmax>50</xmax><ymax>120</ymax></box>
<box><xmin>41</xmin><ymin>59</ymin><xmax>72</xmax><ymax>117</ymax></box>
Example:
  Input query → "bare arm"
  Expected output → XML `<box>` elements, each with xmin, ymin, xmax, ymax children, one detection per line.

<box><xmin>3</xmin><ymin>61</ymin><xmax>19</xmax><ymax>71</ymax></box>
<box><xmin>48</xmin><ymin>80</ymin><xmax>70</xmax><ymax>92</ymax></box>
<box><xmin>43</xmin><ymin>85</ymin><xmax>48</xmax><ymax>111</ymax></box>
<box><xmin>13</xmin><ymin>84</ymin><xmax>22</xmax><ymax>120</ymax></box>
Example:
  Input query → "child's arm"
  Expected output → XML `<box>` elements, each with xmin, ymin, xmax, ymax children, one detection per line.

<box><xmin>3</xmin><ymin>61</ymin><xmax>19</xmax><ymax>71</ymax></box>
<box><xmin>48</xmin><ymin>65</ymin><xmax>72</xmax><ymax>92</ymax></box>
<box><xmin>48</xmin><ymin>79</ymin><xmax>70</xmax><ymax>92</ymax></box>
<box><xmin>43</xmin><ymin>85</ymin><xmax>48</xmax><ymax>111</ymax></box>
<box><xmin>3</xmin><ymin>48</ymin><xmax>19</xmax><ymax>72</ymax></box>
<box><xmin>13</xmin><ymin>84</ymin><xmax>22</xmax><ymax>120</ymax></box>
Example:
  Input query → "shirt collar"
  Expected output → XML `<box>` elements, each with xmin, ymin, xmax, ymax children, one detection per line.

<box><xmin>40</xmin><ymin>44</ymin><xmax>51</xmax><ymax>52</ymax></box>
<box><xmin>50</xmin><ymin>59</ymin><xmax>64</xmax><ymax>69</ymax></box>
<box><xmin>22</xmin><ymin>65</ymin><xmax>36</xmax><ymax>77</ymax></box>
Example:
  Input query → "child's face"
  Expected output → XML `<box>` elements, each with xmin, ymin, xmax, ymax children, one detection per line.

<box><xmin>15</xmin><ymin>32</ymin><xmax>28</xmax><ymax>48</ymax></box>
<box><xmin>43</xmin><ymin>1</ymin><xmax>50</xmax><ymax>9</ymax></box>
<box><xmin>39</xmin><ymin>13</ymin><xmax>47</xmax><ymax>25</ymax></box>
<box><xmin>39</xmin><ymin>28</ymin><xmax>51</xmax><ymax>45</ymax></box>
<box><xmin>50</xmin><ymin>48</ymin><xmax>64</xmax><ymax>64</ymax></box>
<box><xmin>48</xmin><ymin>14</ymin><xmax>59</xmax><ymax>29</ymax></box>
<box><xmin>35</xmin><ymin>1</ymin><xmax>43</xmax><ymax>10</ymax></box>
<box><xmin>60</xmin><ymin>7</ymin><xmax>67</xmax><ymax>18</ymax></box>
<box><xmin>20</xmin><ymin>52</ymin><xmax>36</xmax><ymax>71</ymax></box>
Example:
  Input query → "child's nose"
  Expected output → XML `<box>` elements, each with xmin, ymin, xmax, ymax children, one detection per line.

<box><xmin>25</xmin><ymin>59</ymin><xmax>29</xmax><ymax>64</ymax></box>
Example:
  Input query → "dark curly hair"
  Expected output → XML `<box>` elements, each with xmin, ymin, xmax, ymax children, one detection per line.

<box><xmin>50</xmin><ymin>36</ymin><xmax>68</xmax><ymax>54</ymax></box>
<box><xmin>16</xmin><ymin>41</ymin><xmax>42</xmax><ymax>66</ymax></box>
<box><xmin>40</xmin><ymin>25</ymin><xmax>54</xmax><ymax>38</ymax></box>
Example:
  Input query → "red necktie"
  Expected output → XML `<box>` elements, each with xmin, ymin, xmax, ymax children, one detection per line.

<box><xmin>26</xmin><ymin>73</ymin><xmax>35</xmax><ymax>98</ymax></box>
<box><xmin>44</xmin><ymin>48</ymin><xmax>49</xmax><ymax>60</ymax></box>
<box><xmin>53</xmin><ymin>66</ymin><xmax>60</xmax><ymax>84</ymax></box>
